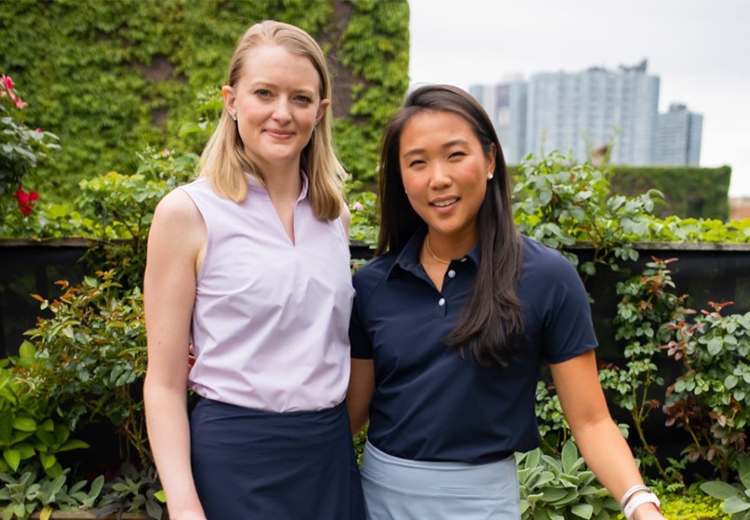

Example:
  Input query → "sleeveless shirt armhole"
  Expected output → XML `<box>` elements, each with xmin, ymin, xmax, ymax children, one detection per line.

<box><xmin>177</xmin><ymin>185</ymin><xmax>212</xmax><ymax>283</ymax></box>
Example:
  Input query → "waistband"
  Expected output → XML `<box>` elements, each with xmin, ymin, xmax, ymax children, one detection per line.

<box><xmin>361</xmin><ymin>441</ymin><xmax>517</xmax><ymax>497</ymax></box>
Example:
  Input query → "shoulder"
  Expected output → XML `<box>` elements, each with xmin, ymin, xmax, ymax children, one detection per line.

<box><xmin>352</xmin><ymin>253</ymin><xmax>398</xmax><ymax>301</ymax></box>
<box><xmin>150</xmin><ymin>188</ymin><xmax>207</xmax><ymax>254</ymax></box>
<box><xmin>153</xmin><ymin>187</ymin><xmax>202</xmax><ymax>225</ymax></box>
<box><xmin>521</xmin><ymin>236</ymin><xmax>578</xmax><ymax>276</ymax></box>
<box><xmin>519</xmin><ymin>236</ymin><xmax>585</xmax><ymax>297</ymax></box>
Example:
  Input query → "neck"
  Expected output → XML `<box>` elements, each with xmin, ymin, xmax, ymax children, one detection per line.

<box><xmin>261</xmin><ymin>165</ymin><xmax>303</xmax><ymax>203</ymax></box>
<box><xmin>424</xmin><ymin>230</ymin><xmax>476</xmax><ymax>263</ymax></box>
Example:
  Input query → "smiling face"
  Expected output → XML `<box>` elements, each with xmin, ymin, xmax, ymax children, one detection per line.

<box><xmin>399</xmin><ymin>110</ymin><xmax>496</xmax><ymax>244</ymax></box>
<box><xmin>222</xmin><ymin>44</ymin><xmax>329</xmax><ymax>174</ymax></box>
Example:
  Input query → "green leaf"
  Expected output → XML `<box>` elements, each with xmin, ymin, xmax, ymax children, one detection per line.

<box><xmin>58</xmin><ymin>439</ymin><xmax>90</xmax><ymax>452</ymax></box>
<box><xmin>724</xmin><ymin>496</ymin><xmax>750</xmax><ymax>513</ymax></box>
<box><xmin>40</xmin><ymin>451</ymin><xmax>57</xmax><ymax>470</ymax></box>
<box><xmin>2</xmin><ymin>448</ymin><xmax>21</xmax><ymax>471</ymax></box>
<box><xmin>707</xmin><ymin>336</ymin><xmax>723</xmax><ymax>356</ymax></box>
<box><xmin>571</xmin><ymin>502</ymin><xmax>594</xmax><ymax>519</ymax></box>
<box><xmin>700</xmin><ymin>481</ymin><xmax>740</xmax><ymax>500</ymax></box>
<box><xmin>561</xmin><ymin>440</ymin><xmax>579</xmax><ymax>473</ymax></box>
<box><xmin>12</xmin><ymin>416</ymin><xmax>37</xmax><ymax>432</ymax></box>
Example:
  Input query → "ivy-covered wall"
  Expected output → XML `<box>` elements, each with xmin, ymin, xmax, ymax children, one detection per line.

<box><xmin>0</xmin><ymin>0</ymin><xmax>409</xmax><ymax>201</ymax></box>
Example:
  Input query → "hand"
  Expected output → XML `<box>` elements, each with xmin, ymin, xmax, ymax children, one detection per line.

<box><xmin>188</xmin><ymin>343</ymin><xmax>195</xmax><ymax>372</ymax></box>
<box><xmin>632</xmin><ymin>503</ymin><xmax>667</xmax><ymax>520</ymax></box>
<box><xmin>172</xmin><ymin>512</ymin><xmax>208</xmax><ymax>520</ymax></box>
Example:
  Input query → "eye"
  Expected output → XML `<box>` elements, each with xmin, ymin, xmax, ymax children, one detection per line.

<box><xmin>255</xmin><ymin>89</ymin><xmax>273</xmax><ymax>98</ymax></box>
<box><xmin>294</xmin><ymin>94</ymin><xmax>313</xmax><ymax>104</ymax></box>
<box><xmin>448</xmin><ymin>151</ymin><xmax>466</xmax><ymax>160</ymax></box>
<box><xmin>407</xmin><ymin>159</ymin><xmax>426</xmax><ymax>168</ymax></box>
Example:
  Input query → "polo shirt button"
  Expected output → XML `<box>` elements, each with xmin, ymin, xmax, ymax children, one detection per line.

<box><xmin>447</xmin><ymin>269</ymin><xmax>456</xmax><ymax>278</ymax></box>
<box><xmin>438</xmin><ymin>298</ymin><xmax>445</xmax><ymax>306</ymax></box>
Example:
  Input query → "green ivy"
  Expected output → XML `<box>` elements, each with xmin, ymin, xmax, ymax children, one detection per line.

<box><xmin>0</xmin><ymin>0</ymin><xmax>409</xmax><ymax>201</ymax></box>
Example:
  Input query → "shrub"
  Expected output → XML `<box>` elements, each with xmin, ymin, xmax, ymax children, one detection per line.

<box><xmin>517</xmin><ymin>439</ymin><xmax>620</xmax><ymax>520</ymax></box>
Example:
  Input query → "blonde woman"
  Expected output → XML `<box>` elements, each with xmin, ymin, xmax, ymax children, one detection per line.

<box><xmin>144</xmin><ymin>21</ymin><xmax>364</xmax><ymax>520</ymax></box>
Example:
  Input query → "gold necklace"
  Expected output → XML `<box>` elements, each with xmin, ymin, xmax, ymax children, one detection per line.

<box><xmin>425</xmin><ymin>235</ymin><xmax>450</xmax><ymax>265</ymax></box>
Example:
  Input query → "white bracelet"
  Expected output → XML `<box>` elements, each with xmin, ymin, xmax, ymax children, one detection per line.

<box><xmin>620</xmin><ymin>484</ymin><xmax>650</xmax><ymax>509</ymax></box>
<box><xmin>623</xmin><ymin>491</ymin><xmax>661</xmax><ymax>520</ymax></box>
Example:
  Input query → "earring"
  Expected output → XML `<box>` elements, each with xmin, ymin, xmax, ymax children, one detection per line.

<box><xmin>230</xmin><ymin>113</ymin><xmax>237</xmax><ymax>122</ymax></box>
<box><xmin>487</xmin><ymin>172</ymin><xmax>494</xmax><ymax>180</ymax></box>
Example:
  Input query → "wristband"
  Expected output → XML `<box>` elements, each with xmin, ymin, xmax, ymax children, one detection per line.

<box><xmin>623</xmin><ymin>491</ymin><xmax>661</xmax><ymax>520</ymax></box>
<box><xmin>619</xmin><ymin>484</ymin><xmax>650</xmax><ymax>509</ymax></box>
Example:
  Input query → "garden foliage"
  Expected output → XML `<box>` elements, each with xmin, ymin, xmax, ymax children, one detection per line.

<box><xmin>2</xmin><ymin>1</ymin><xmax>750</xmax><ymax>518</ymax></box>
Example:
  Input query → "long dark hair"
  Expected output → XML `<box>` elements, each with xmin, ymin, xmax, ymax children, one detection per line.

<box><xmin>376</xmin><ymin>84</ymin><xmax>525</xmax><ymax>365</ymax></box>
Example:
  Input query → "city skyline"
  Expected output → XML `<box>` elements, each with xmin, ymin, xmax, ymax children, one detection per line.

<box><xmin>407</xmin><ymin>0</ymin><xmax>750</xmax><ymax>197</ymax></box>
<box><xmin>469</xmin><ymin>61</ymin><xmax>702</xmax><ymax>167</ymax></box>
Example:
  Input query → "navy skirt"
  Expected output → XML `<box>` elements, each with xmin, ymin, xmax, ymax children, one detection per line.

<box><xmin>190</xmin><ymin>398</ymin><xmax>365</xmax><ymax>520</ymax></box>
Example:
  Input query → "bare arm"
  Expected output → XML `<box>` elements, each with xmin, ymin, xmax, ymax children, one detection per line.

<box><xmin>347</xmin><ymin>359</ymin><xmax>375</xmax><ymax>437</ymax></box>
<box><xmin>550</xmin><ymin>350</ymin><xmax>666</xmax><ymax>520</ymax></box>
<box><xmin>144</xmin><ymin>190</ymin><xmax>207</xmax><ymax>520</ymax></box>
<box><xmin>340</xmin><ymin>200</ymin><xmax>352</xmax><ymax>240</ymax></box>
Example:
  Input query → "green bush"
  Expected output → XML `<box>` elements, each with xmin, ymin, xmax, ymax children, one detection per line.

<box><xmin>701</xmin><ymin>452</ymin><xmax>750</xmax><ymax>520</ymax></box>
<box><xmin>19</xmin><ymin>272</ymin><xmax>149</xmax><ymax>469</ymax></box>
<box><xmin>609</xmin><ymin>165</ymin><xmax>732</xmax><ymax>221</ymax></box>
<box><xmin>517</xmin><ymin>440</ymin><xmax>620</xmax><ymax>520</ymax></box>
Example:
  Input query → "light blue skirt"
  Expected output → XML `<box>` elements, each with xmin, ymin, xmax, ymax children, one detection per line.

<box><xmin>360</xmin><ymin>441</ymin><xmax>521</xmax><ymax>520</ymax></box>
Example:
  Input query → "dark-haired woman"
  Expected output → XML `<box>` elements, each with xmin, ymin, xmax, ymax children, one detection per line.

<box><xmin>346</xmin><ymin>85</ymin><xmax>667</xmax><ymax>520</ymax></box>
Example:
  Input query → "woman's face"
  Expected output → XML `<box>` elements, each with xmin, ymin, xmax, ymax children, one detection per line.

<box><xmin>399</xmin><ymin>110</ymin><xmax>495</xmax><ymax>243</ymax></box>
<box><xmin>222</xmin><ymin>44</ymin><xmax>328</xmax><ymax>174</ymax></box>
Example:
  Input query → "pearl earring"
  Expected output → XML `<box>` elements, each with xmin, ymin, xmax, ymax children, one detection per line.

<box><xmin>231</xmin><ymin>113</ymin><xmax>237</xmax><ymax>122</ymax></box>
<box><xmin>487</xmin><ymin>172</ymin><xmax>494</xmax><ymax>180</ymax></box>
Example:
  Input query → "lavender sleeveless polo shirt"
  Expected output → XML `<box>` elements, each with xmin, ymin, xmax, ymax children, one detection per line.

<box><xmin>179</xmin><ymin>173</ymin><xmax>354</xmax><ymax>412</ymax></box>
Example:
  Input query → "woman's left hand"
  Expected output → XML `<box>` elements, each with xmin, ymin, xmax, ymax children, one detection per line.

<box><xmin>632</xmin><ymin>503</ymin><xmax>667</xmax><ymax>520</ymax></box>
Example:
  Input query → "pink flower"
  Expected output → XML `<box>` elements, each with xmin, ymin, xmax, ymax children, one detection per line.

<box><xmin>1</xmin><ymin>75</ymin><xmax>27</xmax><ymax>108</ymax></box>
<box><xmin>1</xmin><ymin>75</ymin><xmax>14</xmax><ymax>91</ymax></box>
<box><xmin>36</xmin><ymin>128</ymin><xmax>43</xmax><ymax>133</ymax></box>
<box><xmin>352</xmin><ymin>201</ymin><xmax>364</xmax><ymax>212</ymax></box>
<box><xmin>163</xmin><ymin>148</ymin><xmax>170</xmax><ymax>155</ymax></box>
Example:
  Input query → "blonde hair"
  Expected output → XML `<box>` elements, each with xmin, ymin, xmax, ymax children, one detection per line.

<box><xmin>198</xmin><ymin>20</ymin><xmax>344</xmax><ymax>220</ymax></box>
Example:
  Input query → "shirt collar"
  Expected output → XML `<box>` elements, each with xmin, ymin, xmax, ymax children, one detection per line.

<box><xmin>387</xmin><ymin>226</ymin><xmax>480</xmax><ymax>279</ymax></box>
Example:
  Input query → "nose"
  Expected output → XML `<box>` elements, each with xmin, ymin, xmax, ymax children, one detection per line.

<box><xmin>272</xmin><ymin>97</ymin><xmax>292</xmax><ymax>124</ymax></box>
<box><xmin>428</xmin><ymin>161</ymin><xmax>452</xmax><ymax>189</ymax></box>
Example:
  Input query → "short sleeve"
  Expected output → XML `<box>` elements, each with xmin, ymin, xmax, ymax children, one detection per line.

<box><xmin>349</xmin><ymin>288</ymin><xmax>374</xmax><ymax>359</ymax></box>
<box><xmin>529</xmin><ymin>248</ymin><xmax>598</xmax><ymax>364</ymax></box>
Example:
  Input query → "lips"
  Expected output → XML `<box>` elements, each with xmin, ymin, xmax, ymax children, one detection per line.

<box><xmin>265</xmin><ymin>129</ymin><xmax>294</xmax><ymax>139</ymax></box>
<box><xmin>430</xmin><ymin>197</ymin><xmax>458</xmax><ymax>208</ymax></box>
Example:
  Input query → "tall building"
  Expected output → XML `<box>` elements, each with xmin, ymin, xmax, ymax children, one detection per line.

<box><xmin>655</xmin><ymin>103</ymin><xmax>703</xmax><ymax>165</ymax></box>
<box><xmin>468</xmin><ymin>84</ymin><xmax>496</xmax><ymax>129</ymax></box>
<box><xmin>525</xmin><ymin>60</ymin><xmax>660</xmax><ymax>165</ymax></box>
<box><xmin>469</xmin><ymin>60</ymin><xmax>700</xmax><ymax>167</ymax></box>
<box><xmin>469</xmin><ymin>80</ymin><xmax>527</xmax><ymax>163</ymax></box>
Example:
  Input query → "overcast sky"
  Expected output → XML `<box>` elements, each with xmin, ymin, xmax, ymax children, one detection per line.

<box><xmin>407</xmin><ymin>0</ymin><xmax>750</xmax><ymax>198</ymax></box>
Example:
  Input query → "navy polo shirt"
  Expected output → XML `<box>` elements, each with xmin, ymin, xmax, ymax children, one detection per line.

<box><xmin>349</xmin><ymin>229</ymin><xmax>598</xmax><ymax>463</ymax></box>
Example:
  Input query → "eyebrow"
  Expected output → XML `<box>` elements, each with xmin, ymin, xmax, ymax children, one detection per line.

<box><xmin>249</xmin><ymin>80</ymin><xmax>317</xmax><ymax>96</ymax></box>
<box><xmin>402</xmin><ymin>139</ymin><xmax>471</xmax><ymax>159</ymax></box>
